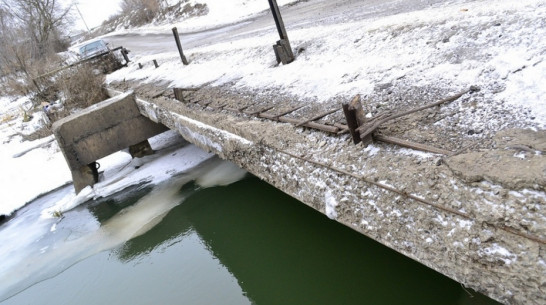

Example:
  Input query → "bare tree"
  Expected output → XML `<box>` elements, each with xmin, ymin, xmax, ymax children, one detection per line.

<box><xmin>2</xmin><ymin>0</ymin><xmax>72</xmax><ymax>59</ymax></box>
<box><xmin>0</xmin><ymin>0</ymin><xmax>74</xmax><ymax>98</ymax></box>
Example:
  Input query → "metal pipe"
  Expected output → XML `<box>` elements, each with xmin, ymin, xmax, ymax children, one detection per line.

<box><xmin>172</xmin><ymin>27</ymin><xmax>189</xmax><ymax>65</ymax></box>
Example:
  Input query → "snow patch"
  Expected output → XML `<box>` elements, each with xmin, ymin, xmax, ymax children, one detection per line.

<box><xmin>398</xmin><ymin>148</ymin><xmax>434</xmax><ymax>159</ymax></box>
<box><xmin>480</xmin><ymin>243</ymin><xmax>517</xmax><ymax>265</ymax></box>
<box><xmin>37</xmin><ymin>131</ymin><xmax>216</xmax><ymax>217</ymax></box>
<box><xmin>42</xmin><ymin>186</ymin><xmax>96</xmax><ymax>218</ymax></box>
<box><xmin>325</xmin><ymin>190</ymin><xmax>338</xmax><ymax>220</ymax></box>
<box><xmin>363</xmin><ymin>144</ymin><xmax>380</xmax><ymax>156</ymax></box>
<box><xmin>458</xmin><ymin>219</ymin><xmax>474</xmax><ymax>229</ymax></box>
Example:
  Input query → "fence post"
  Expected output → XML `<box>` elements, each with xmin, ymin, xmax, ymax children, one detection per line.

<box><xmin>153</xmin><ymin>59</ymin><xmax>159</xmax><ymax>68</ymax></box>
<box><xmin>172</xmin><ymin>27</ymin><xmax>189</xmax><ymax>65</ymax></box>
<box><xmin>268</xmin><ymin>0</ymin><xmax>295</xmax><ymax>64</ymax></box>
<box><xmin>121</xmin><ymin>48</ymin><xmax>130</xmax><ymax>64</ymax></box>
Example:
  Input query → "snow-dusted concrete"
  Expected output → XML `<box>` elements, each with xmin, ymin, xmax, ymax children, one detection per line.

<box><xmin>51</xmin><ymin>92</ymin><xmax>168</xmax><ymax>192</ymax></box>
<box><xmin>103</xmin><ymin>85</ymin><xmax>544</xmax><ymax>305</ymax></box>
<box><xmin>96</xmin><ymin>1</ymin><xmax>546</xmax><ymax>303</ymax></box>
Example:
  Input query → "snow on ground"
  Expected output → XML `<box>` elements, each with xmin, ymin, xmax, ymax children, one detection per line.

<box><xmin>107</xmin><ymin>0</ymin><xmax>546</xmax><ymax>128</ymax></box>
<box><xmin>40</xmin><ymin>134</ymin><xmax>218</xmax><ymax>218</ymax></box>
<box><xmin>0</xmin><ymin>97</ymin><xmax>217</xmax><ymax>216</ymax></box>
<box><xmin>0</xmin><ymin>96</ymin><xmax>71</xmax><ymax>216</ymax></box>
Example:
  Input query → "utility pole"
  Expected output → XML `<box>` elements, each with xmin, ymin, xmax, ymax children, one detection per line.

<box><xmin>74</xmin><ymin>3</ymin><xmax>90</xmax><ymax>33</ymax></box>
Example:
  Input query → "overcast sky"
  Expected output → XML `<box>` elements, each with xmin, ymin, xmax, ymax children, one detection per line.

<box><xmin>71</xmin><ymin>0</ymin><xmax>122</xmax><ymax>31</ymax></box>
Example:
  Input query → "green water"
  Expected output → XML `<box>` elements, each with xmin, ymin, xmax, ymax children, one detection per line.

<box><xmin>2</xmin><ymin>176</ymin><xmax>499</xmax><ymax>305</ymax></box>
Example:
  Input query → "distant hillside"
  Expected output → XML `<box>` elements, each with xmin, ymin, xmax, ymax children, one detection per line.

<box><xmin>87</xmin><ymin>0</ymin><xmax>209</xmax><ymax>38</ymax></box>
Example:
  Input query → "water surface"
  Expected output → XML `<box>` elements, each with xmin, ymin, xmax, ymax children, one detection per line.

<box><xmin>0</xmin><ymin>169</ymin><xmax>499</xmax><ymax>305</ymax></box>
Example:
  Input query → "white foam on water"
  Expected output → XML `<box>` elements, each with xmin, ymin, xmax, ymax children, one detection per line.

<box><xmin>196</xmin><ymin>161</ymin><xmax>247</xmax><ymax>188</ymax></box>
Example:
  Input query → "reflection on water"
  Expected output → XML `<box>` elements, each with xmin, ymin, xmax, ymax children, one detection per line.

<box><xmin>0</xmin><ymin>164</ymin><xmax>500</xmax><ymax>305</ymax></box>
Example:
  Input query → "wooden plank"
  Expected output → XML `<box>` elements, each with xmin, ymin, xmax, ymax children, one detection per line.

<box><xmin>334</xmin><ymin>123</ymin><xmax>350</xmax><ymax>135</ymax></box>
<box><xmin>259</xmin><ymin>112</ymin><xmax>277</xmax><ymax>120</ymax></box>
<box><xmin>210</xmin><ymin>103</ymin><xmax>228</xmax><ymax>110</ymax></box>
<box><xmin>268</xmin><ymin>0</ymin><xmax>294</xmax><ymax>63</ymax></box>
<box><xmin>201</xmin><ymin>101</ymin><xmax>214</xmax><ymax>108</ymax></box>
<box><xmin>295</xmin><ymin>108</ymin><xmax>340</xmax><ymax>127</ymax></box>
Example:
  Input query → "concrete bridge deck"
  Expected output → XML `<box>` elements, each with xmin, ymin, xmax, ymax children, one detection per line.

<box><xmin>51</xmin><ymin>78</ymin><xmax>545</xmax><ymax>305</ymax></box>
<box><xmin>92</xmin><ymin>81</ymin><xmax>545</xmax><ymax>305</ymax></box>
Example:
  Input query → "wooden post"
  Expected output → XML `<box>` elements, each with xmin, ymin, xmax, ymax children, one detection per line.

<box><xmin>121</xmin><ymin>48</ymin><xmax>130</xmax><ymax>64</ymax></box>
<box><xmin>342</xmin><ymin>103</ymin><xmax>360</xmax><ymax>144</ymax></box>
<box><xmin>172</xmin><ymin>27</ymin><xmax>189</xmax><ymax>65</ymax></box>
<box><xmin>153</xmin><ymin>59</ymin><xmax>159</xmax><ymax>68</ymax></box>
<box><xmin>173</xmin><ymin>88</ymin><xmax>184</xmax><ymax>102</ymax></box>
<box><xmin>342</xmin><ymin>95</ymin><xmax>373</xmax><ymax>146</ymax></box>
<box><xmin>268</xmin><ymin>0</ymin><xmax>295</xmax><ymax>64</ymax></box>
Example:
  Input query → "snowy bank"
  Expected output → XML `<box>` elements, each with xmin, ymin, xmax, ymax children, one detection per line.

<box><xmin>107</xmin><ymin>0</ymin><xmax>546</xmax><ymax>129</ymax></box>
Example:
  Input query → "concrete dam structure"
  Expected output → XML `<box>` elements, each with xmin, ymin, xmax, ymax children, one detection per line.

<box><xmin>52</xmin><ymin>87</ymin><xmax>545</xmax><ymax>305</ymax></box>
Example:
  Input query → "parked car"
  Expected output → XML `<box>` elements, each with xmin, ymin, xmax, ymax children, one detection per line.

<box><xmin>77</xmin><ymin>39</ymin><xmax>110</xmax><ymax>59</ymax></box>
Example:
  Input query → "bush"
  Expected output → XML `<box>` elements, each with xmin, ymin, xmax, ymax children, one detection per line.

<box><xmin>120</xmin><ymin>0</ymin><xmax>161</xmax><ymax>27</ymax></box>
<box><xmin>57</xmin><ymin>63</ymin><xmax>108</xmax><ymax>112</ymax></box>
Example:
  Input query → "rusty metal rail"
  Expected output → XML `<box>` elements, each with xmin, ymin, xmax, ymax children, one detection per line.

<box><xmin>173</xmin><ymin>87</ymin><xmax>470</xmax><ymax>155</ymax></box>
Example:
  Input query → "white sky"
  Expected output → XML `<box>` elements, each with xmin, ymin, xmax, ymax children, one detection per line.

<box><xmin>72</xmin><ymin>0</ymin><xmax>122</xmax><ymax>31</ymax></box>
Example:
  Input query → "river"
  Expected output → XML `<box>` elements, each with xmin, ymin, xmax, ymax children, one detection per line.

<box><xmin>0</xmin><ymin>154</ymin><xmax>500</xmax><ymax>305</ymax></box>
